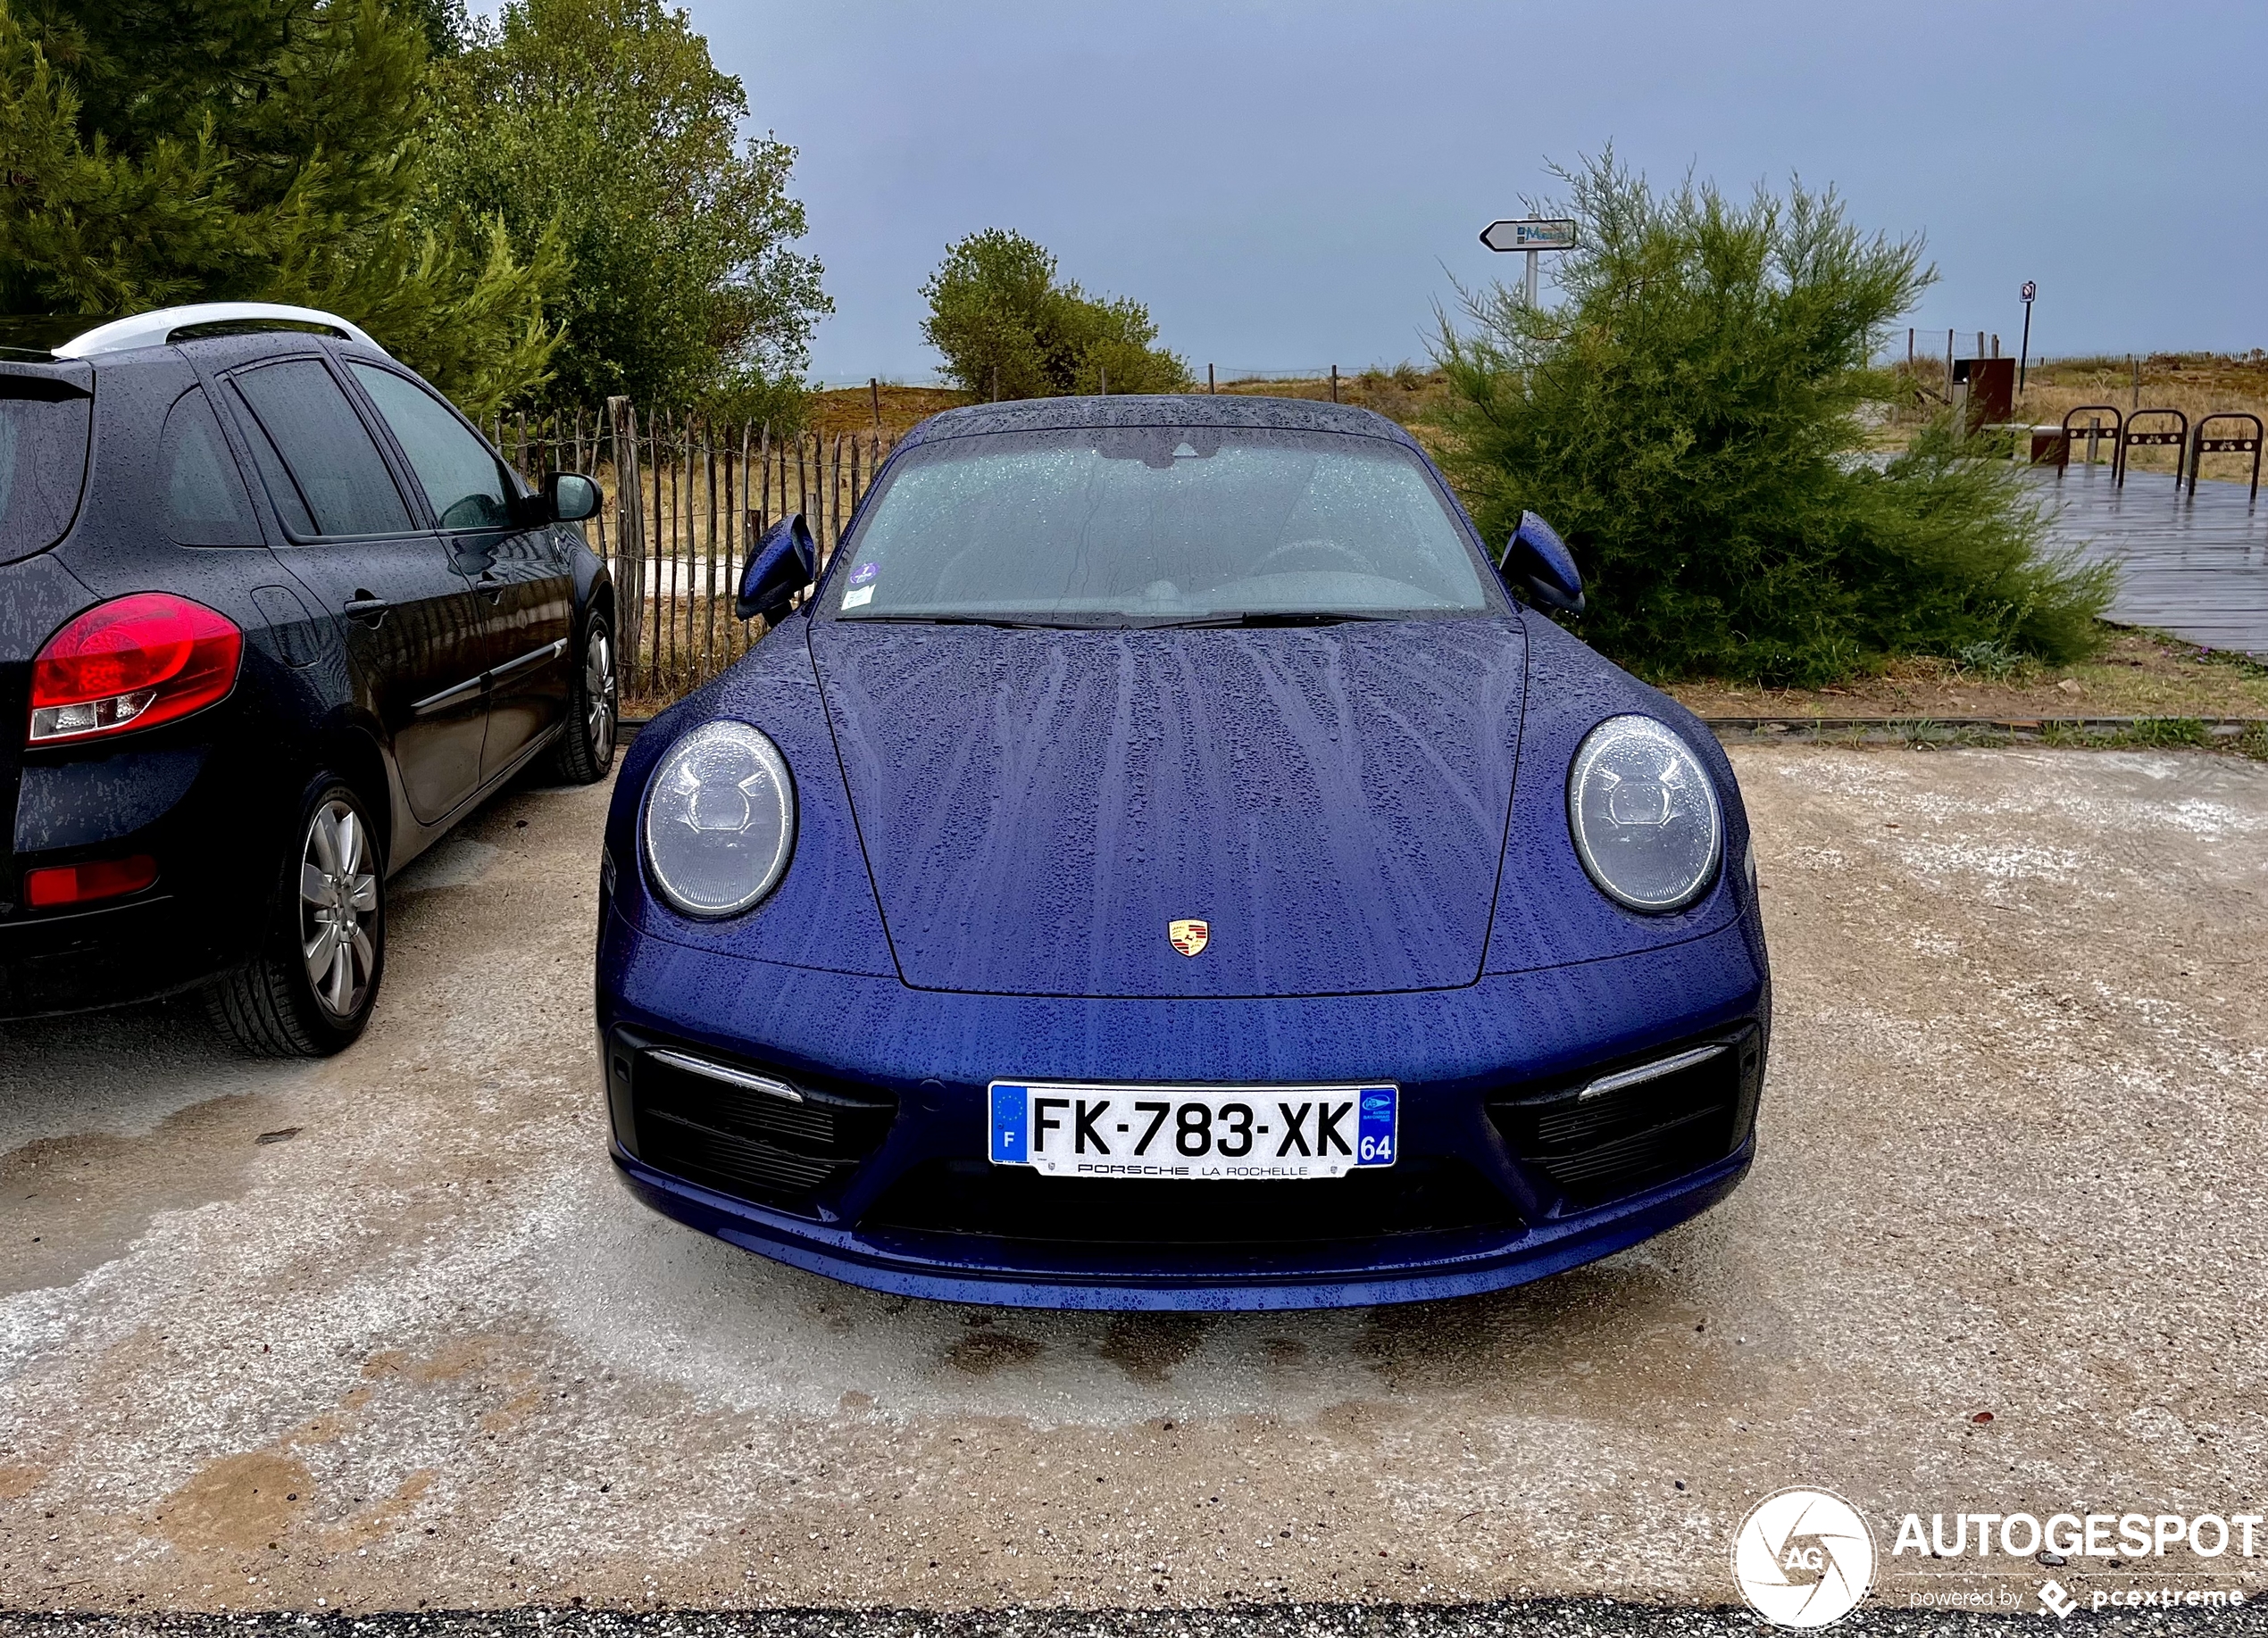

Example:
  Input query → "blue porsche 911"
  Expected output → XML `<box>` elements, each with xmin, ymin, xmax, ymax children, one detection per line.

<box><xmin>596</xmin><ymin>396</ymin><xmax>1770</xmax><ymax>1310</ymax></box>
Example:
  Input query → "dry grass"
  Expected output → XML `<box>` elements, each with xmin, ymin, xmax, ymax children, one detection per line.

<box><xmin>807</xmin><ymin>383</ymin><xmax>971</xmax><ymax>442</ymax></box>
<box><xmin>1667</xmin><ymin>628</ymin><xmax>2268</xmax><ymax>722</ymax></box>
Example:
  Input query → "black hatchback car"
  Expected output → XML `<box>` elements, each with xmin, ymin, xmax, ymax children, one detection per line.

<box><xmin>0</xmin><ymin>302</ymin><xmax>618</xmax><ymax>1053</ymax></box>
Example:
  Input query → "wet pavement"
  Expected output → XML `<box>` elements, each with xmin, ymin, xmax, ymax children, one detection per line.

<box><xmin>1</xmin><ymin>748</ymin><xmax>2263</xmax><ymax>1618</ymax></box>
<box><xmin>2039</xmin><ymin>465</ymin><xmax>2268</xmax><ymax>658</ymax></box>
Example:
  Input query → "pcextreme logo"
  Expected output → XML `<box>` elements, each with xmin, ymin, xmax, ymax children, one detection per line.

<box><xmin>1733</xmin><ymin>1487</ymin><xmax>1879</xmax><ymax>1628</ymax></box>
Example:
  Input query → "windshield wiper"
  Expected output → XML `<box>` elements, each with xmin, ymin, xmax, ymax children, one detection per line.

<box><xmin>1138</xmin><ymin>611</ymin><xmax>1394</xmax><ymax>628</ymax></box>
<box><xmin>841</xmin><ymin>613</ymin><xmax>1080</xmax><ymax>629</ymax></box>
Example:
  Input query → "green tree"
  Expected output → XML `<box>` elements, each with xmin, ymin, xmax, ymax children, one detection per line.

<box><xmin>421</xmin><ymin>0</ymin><xmax>829</xmax><ymax>417</ymax></box>
<box><xmin>0</xmin><ymin>0</ymin><xmax>562</xmax><ymax>416</ymax></box>
<box><xmin>921</xmin><ymin>229</ymin><xmax>1190</xmax><ymax>399</ymax></box>
<box><xmin>1434</xmin><ymin>153</ymin><xmax>2108</xmax><ymax>686</ymax></box>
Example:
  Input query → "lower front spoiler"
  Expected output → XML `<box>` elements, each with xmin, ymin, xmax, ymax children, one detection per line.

<box><xmin>612</xmin><ymin>1139</ymin><xmax>1755</xmax><ymax>1312</ymax></box>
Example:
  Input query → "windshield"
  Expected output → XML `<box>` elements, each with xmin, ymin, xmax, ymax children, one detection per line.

<box><xmin>829</xmin><ymin>425</ymin><xmax>1501</xmax><ymax>626</ymax></box>
<box><xmin>0</xmin><ymin>378</ymin><xmax>92</xmax><ymax>564</ymax></box>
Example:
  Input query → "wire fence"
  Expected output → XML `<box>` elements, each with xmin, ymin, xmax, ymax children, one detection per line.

<box><xmin>483</xmin><ymin>400</ymin><xmax>899</xmax><ymax>707</ymax></box>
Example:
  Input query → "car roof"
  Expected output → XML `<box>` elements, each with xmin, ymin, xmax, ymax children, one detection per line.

<box><xmin>902</xmin><ymin>393</ymin><xmax>1421</xmax><ymax>452</ymax></box>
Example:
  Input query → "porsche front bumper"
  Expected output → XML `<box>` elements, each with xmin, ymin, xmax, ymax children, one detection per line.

<box><xmin>596</xmin><ymin>904</ymin><xmax>1769</xmax><ymax>1311</ymax></box>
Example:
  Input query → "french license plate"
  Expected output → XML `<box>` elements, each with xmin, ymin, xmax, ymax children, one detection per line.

<box><xmin>988</xmin><ymin>1083</ymin><xmax>1397</xmax><ymax>1179</ymax></box>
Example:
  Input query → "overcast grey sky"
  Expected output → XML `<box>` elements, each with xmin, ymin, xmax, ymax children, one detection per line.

<box><xmin>601</xmin><ymin>1</ymin><xmax>2268</xmax><ymax>382</ymax></box>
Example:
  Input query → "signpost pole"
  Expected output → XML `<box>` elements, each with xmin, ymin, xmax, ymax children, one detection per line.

<box><xmin>1525</xmin><ymin>249</ymin><xmax>1538</xmax><ymax>308</ymax></box>
<box><xmin>2018</xmin><ymin>281</ymin><xmax>2036</xmax><ymax>395</ymax></box>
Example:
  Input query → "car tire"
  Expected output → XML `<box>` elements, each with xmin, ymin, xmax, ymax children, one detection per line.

<box><xmin>206</xmin><ymin>777</ymin><xmax>387</xmax><ymax>1057</ymax></box>
<box><xmin>550</xmin><ymin>611</ymin><xmax>618</xmax><ymax>784</ymax></box>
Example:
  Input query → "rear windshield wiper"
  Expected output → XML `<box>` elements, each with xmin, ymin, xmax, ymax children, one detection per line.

<box><xmin>1138</xmin><ymin>611</ymin><xmax>1395</xmax><ymax>628</ymax></box>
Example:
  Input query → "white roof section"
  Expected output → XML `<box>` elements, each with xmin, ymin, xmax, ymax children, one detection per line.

<box><xmin>54</xmin><ymin>303</ymin><xmax>385</xmax><ymax>359</ymax></box>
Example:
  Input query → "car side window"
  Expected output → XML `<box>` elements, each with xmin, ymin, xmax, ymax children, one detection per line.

<box><xmin>230</xmin><ymin>358</ymin><xmax>413</xmax><ymax>538</ymax></box>
<box><xmin>349</xmin><ymin>363</ymin><xmax>513</xmax><ymax>530</ymax></box>
<box><xmin>225</xmin><ymin>386</ymin><xmax>317</xmax><ymax>536</ymax></box>
<box><xmin>161</xmin><ymin>387</ymin><xmax>260</xmax><ymax>545</ymax></box>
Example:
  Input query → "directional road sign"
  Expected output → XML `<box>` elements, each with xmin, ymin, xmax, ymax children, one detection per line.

<box><xmin>1480</xmin><ymin>218</ymin><xmax>1578</xmax><ymax>253</ymax></box>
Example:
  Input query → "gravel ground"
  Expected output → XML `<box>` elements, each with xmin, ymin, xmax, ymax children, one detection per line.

<box><xmin>1</xmin><ymin>747</ymin><xmax>2263</xmax><ymax>1623</ymax></box>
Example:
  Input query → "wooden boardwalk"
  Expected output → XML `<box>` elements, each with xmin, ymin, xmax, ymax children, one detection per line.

<box><xmin>2034</xmin><ymin>465</ymin><xmax>2268</xmax><ymax>656</ymax></box>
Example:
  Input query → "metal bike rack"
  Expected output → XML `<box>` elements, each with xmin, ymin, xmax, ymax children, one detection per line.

<box><xmin>2189</xmin><ymin>412</ymin><xmax>2264</xmax><ymax>502</ymax></box>
<box><xmin>2056</xmin><ymin>405</ymin><xmax>2122</xmax><ymax>474</ymax></box>
<box><xmin>2115</xmin><ymin>408</ymin><xmax>2188</xmax><ymax>486</ymax></box>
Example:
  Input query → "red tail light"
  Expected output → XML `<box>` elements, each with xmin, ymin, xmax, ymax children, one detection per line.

<box><xmin>29</xmin><ymin>594</ymin><xmax>242</xmax><ymax>744</ymax></box>
<box><xmin>24</xmin><ymin>854</ymin><xmax>158</xmax><ymax>908</ymax></box>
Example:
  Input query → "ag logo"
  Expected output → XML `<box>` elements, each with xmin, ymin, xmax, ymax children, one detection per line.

<box><xmin>1168</xmin><ymin>918</ymin><xmax>1209</xmax><ymax>957</ymax></box>
<box><xmin>1732</xmin><ymin>1486</ymin><xmax>1875</xmax><ymax>1628</ymax></box>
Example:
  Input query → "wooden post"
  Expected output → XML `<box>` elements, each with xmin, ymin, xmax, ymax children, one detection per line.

<box><xmin>869</xmin><ymin>377</ymin><xmax>882</xmax><ymax>427</ymax></box>
<box><xmin>756</xmin><ymin>423</ymin><xmax>771</xmax><ymax>538</ymax></box>
<box><xmin>704</xmin><ymin>424</ymin><xmax>719</xmax><ymax>678</ymax></box>
<box><xmin>828</xmin><ymin>434</ymin><xmax>842</xmax><ymax>567</ymax></box>
<box><xmin>1330</xmin><ymin>365</ymin><xmax>1339</xmax><ymax>403</ymax></box>
<box><xmin>661</xmin><ymin>413</ymin><xmax>676</xmax><ymax>692</ymax></box>
<box><xmin>1099</xmin><ymin>364</ymin><xmax>1107</xmax><ymax>396</ymax></box>
<box><xmin>605</xmin><ymin>397</ymin><xmax>643</xmax><ymax>677</ymax></box>
<box><xmin>647</xmin><ymin>412</ymin><xmax>664</xmax><ymax>694</ymax></box>
<box><xmin>1208</xmin><ymin>362</ymin><xmax>1215</xmax><ymax>395</ymax></box>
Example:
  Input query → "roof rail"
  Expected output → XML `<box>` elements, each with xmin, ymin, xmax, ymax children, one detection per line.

<box><xmin>54</xmin><ymin>302</ymin><xmax>385</xmax><ymax>359</ymax></box>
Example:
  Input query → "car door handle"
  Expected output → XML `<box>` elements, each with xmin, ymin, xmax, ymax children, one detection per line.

<box><xmin>344</xmin><ymin>595</ymin><xmax>391</xmax><ymax>627</ymax></box>
<box><xmin>475</xmin><ymin>570</ymin><xmax>507</xmax><ymax>603</ymax></box>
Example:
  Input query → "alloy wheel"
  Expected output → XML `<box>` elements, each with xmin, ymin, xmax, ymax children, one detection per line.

<box><xmin>298</xmin><ymin>798</ymin><xmax>379</xmax><ymax>1019</ymax></box>
<box><xmin>586</xmin><ymin>627</ymin><xmax>617</xmax><ymax>763</ymax></box>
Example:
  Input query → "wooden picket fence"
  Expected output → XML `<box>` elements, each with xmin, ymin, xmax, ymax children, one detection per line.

<box><xmin>486</xmin><ymin>397</ymin><xmax>897</xmax><ymax>706</ymax></box>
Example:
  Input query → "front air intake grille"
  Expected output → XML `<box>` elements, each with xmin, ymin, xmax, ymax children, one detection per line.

<box><xmin>617</xmin><ymin>1032</ymin><xmax>896</xmax><ymax>1213</ymax></box>
<box><xmin>862</xmin><ymin>1156</ymin><xmax>1518</xmax><ymax>1248</ymax></box>
<box><xmin>1488</xmin><ymin>1023</ymin><xmax>1764</xmax><ymax>1209</ymax></box>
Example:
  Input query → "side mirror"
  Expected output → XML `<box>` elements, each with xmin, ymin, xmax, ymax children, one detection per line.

<box><xmin>736</xmin><ymin>512</ymin><xmax>815</xmax><ymax>624</ymax></box>
<box><xmin>546</xmin><ymin>471</ymin><xmax>601</xmax><ymax>523</ymax></box>
<box><xmin>1501</xmin><ymin>511</ymin><xmax>1584</xmax><ymax>615</ymax></box>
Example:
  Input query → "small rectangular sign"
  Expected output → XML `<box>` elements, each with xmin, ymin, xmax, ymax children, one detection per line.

<box><xmin>1480</xmin><ymin>217</ymin><xmax>1578</xmax><ymax>253</ymax></box>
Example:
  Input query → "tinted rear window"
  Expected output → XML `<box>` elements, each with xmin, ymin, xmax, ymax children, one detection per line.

<box><xmin>0</xmin><ymin>380</ymin><xmax>92</xmax><ymax>564</ymax></box>
<box><xmin>162</xmin><ymin>387</ymin><xmax>260</xmax><ymax>545</ymax></box>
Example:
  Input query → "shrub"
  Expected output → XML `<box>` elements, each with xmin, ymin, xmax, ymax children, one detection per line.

<box><xmin>921</xmin><ymin>229</ymin><xmax>1189</xmax><ymax>400</ymax></box>
<box><xmin>1432</xmin><ymin>154</ymin><xmax>2111</xmax><ymax>686</ymax></box>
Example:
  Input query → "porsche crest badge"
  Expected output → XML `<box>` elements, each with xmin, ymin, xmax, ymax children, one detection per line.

<box><xmin>1168</xmin><ymin>918</ymin><xmax>1210</xmax><ymax>958</ymax></box>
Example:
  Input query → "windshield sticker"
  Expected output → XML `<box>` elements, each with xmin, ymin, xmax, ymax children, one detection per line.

<box><xmin>843</xmin><ymin>584</ymin><xmax>875</xmax><ymax>609</ymax></box>
<box><xmin>850</xmin><ymin>561</ymin><xmax>880</xmax><ymax>586</ymax></box>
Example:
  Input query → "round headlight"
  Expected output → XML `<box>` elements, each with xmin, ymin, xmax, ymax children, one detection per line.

<box><xmin>643</xmin><ymin>721</ymin><xmax>796</xmax><ymax>917</ymax></box>
<box><xmin>1567</xmin><ymin>714</ymin><xmax>1722</xmax><ymax>912</ymax></box>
